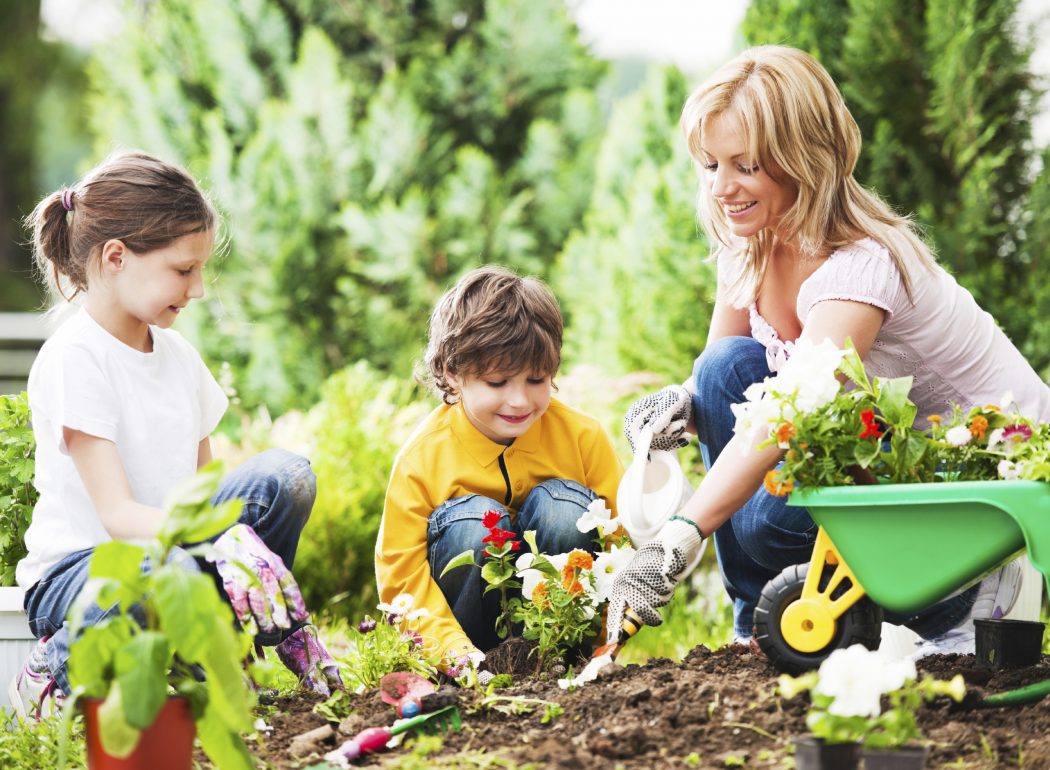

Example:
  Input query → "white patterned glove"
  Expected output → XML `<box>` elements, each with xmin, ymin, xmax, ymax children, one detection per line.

<box><xmin>606</xmin><ymin>517</ymin><xmax>705</xmax><ymax>643</ymax></box>
<box><xmin>623</xmin><ymin>385</ymin><xmax>693</xmax><ymax>453</ymax></box>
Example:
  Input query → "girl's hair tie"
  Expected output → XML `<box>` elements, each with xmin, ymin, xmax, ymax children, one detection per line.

<box><xmin>61</xmin><ymin>188</ymin><xmax>75</xmax><ymax>212</ymax></box>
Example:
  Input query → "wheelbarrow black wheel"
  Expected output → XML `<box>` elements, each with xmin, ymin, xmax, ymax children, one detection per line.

<box><xmin>753</xmin><ymin>563</ymin><xmax>884</xmax><ymax>675</ymax></box>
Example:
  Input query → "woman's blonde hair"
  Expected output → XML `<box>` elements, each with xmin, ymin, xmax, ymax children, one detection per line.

<box><xmin>681</xmin><ymin>45</ymin><xmax>936</xmax><ymax>307</ymax></box>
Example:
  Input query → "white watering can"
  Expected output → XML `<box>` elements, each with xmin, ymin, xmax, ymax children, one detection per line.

<box><xmin>616</xmin><ymin>427</ymin><xmax>705</xmax><ymax>570</ymax></box>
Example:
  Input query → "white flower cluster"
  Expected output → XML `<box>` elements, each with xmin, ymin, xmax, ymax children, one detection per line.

<box><xmin>731</xmin><ymin>339</ymin><xmax>846</xmax><ymax>452</ymax></box>
<box><xmin>814</xmin><ymin>644</ymin><xmax>916</xmax><ymax>717</ymax></box>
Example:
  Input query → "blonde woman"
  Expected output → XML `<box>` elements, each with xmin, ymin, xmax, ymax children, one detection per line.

<box><xmin>609</xmin><ymin>46</ymin><xmax>1050</xmax><ymax>658</ymax></box>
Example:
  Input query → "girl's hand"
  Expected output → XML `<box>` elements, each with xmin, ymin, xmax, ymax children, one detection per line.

<box><xmin>275</xmin><ymin>624</ymin><xmax>345</xmax><ymax>696</ymax></box>
<box><xmin>206</xmin><ymin>523</ymin><xmax>309</xmax><ymax>636</ymax></box>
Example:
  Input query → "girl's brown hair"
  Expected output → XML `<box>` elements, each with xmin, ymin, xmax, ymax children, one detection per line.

<box><xmin>25</xmin><ymin>150</ymin><xmax>217</xmax><ymax>303</ymax></box>
<box><xmin>422</xmin><ymin>265</ymin><xmax>563</xmax><ymax>404</ymax></box>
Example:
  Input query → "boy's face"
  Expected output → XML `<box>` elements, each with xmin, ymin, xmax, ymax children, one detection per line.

<box><xmin>447</xmin><ymin>368</ymin><xmax>553</xmax><ymax>445</ymax></box>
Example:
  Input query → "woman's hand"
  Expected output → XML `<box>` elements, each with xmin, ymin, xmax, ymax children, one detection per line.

<box><xmin>606</xmin><ymin>517</ymin><xmax>705</xmax><ymax>641</ymax></box>
<box><xmin>623</xmin><ymin>385</ymin><xmax>693</xmax><ymax>453</ymax></box>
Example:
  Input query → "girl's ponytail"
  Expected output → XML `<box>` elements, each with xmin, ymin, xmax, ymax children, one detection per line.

<box><xmin>26</xmin><ymin>188</ymin><xmax>82</xmax><ymax>302</ymax></box>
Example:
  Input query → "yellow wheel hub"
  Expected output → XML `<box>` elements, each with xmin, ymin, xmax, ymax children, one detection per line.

<box><xmin>780</xmin><ymin>598</ymin><xmax>836</xmax><ymax>652</ymax></box>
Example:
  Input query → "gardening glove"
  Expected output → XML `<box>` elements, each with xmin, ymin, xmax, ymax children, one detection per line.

<box><xmin>466</xmin><ymin>650</ymin><xmax>495</xmax><ymax>686</ymax></box>
<box><xmin>606</xmin><ymin>517</ymin><xmax>705</xmax><ymax>643</ymax></box>
<box><xmin>275</xmin><ymin>624</ymin><xmax>345</xmax><ymax>697</ymax></box>
<box><xmin>623</xmin><ymin>384</ymin><xmax>693</xmax><ymax>454</ymax></box>
<box><xmin>205</xmin><ymin>523</ymin><xmax>309</xmax><ymax>637</ymax></box>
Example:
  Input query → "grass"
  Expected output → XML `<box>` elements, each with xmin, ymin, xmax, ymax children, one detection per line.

<box><xmin>0</xmin><ymin>711</ymin><xmax>85</xmax><ymax>769</ymax></box>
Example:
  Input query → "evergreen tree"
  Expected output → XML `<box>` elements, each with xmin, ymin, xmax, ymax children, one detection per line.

<box><xmin>743</xmin><ymin>0</ymin><xmax>1049</xmax><ymax>374</ymax></box>
<box><xmin>556</xmin><ymin>67</ymin><xmax>716</xmax><ymax>380</ymax></box>
<box><xmin>88</xmin><ymin>0</ymin><xmax>605</xmax><ymax>411</ymax></box>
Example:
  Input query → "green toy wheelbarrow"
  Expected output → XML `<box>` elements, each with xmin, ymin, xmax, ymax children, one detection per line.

<box><xmin>753</xmin><ymin>480</ymin><xmax>1050</xmax><ymax>676</ymax></box>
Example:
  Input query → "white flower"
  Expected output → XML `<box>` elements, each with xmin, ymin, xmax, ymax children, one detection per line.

<box><xmin>377</xmin><ymin>593</ymin><xmax>414</xmax><ymax>616</ymax></box>
<box><xmin>998</xmin><ymin>459</ymin><xmax>1025</xmax><ymax>480</ymax></box>
<box><xmin>591</xmin><ymin>544</ymin><xmax>636</xmax><ymax>602</ymax></box>
<box><xmin>814</xmin><ymin>645</ymin><xmax>916</xmax><ymax>718</ymax></box>
<box><xmin>987</xmin><ymin>428</ymin><xmax>1005</xmax><ymax>449</ymax></box>
<box><xmin>945</xmin><ymin>425</ymin><xmax>972</xmax><ymax>446</ymax></box>
<box><xmin>576</xmin><ymin>498</ymin><xmax>614</xmax><ymax>534</ymax></box>
<box><xmin>406</xmin><ymin>608</ymin><xmax>430</xmax><ymax>620</ymax></box>
<box><xmin>515</xmin><ymin>552</ymin><xmax>570</xmax><ymax>602</ymax></box>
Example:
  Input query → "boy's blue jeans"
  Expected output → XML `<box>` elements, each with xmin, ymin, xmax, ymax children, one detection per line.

<box><xmin>428</xmin><ymin>478</ymin><xmax>598</xmax><ymax>652</ymax></box>
<box><xmin>693</xmin><ymin>336</ymin><xmax>977</xmax><ymax>640</ymax></box>
<box><xmin>23</xmin><ymin>449</ymin><xmax>317</xmax><ymax>694</ymax></box>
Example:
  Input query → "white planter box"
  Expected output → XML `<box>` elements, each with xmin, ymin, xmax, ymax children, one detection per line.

<box><xmin>0</xmin><ymin>587</ymin><xmax>35</xmax><ymax>710</ymax></box>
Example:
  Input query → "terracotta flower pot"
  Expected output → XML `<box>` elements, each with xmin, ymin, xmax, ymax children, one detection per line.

<box><xmin>84</xmin><ymin>697</ymin><xmax>195</xmax><ymax>770</ymax></box>
<box><xmin>861</xmin><ymin>745</ymin><xmax>927</xmax><ymax>769</ymax></box>
<box><xmin>794</xmin><ymin>735</ymin><xmax>860</xmax><ymax>770</ymax></box>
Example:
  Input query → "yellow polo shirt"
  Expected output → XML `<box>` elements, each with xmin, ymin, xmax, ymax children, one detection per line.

<box><xmin>375</xmin><ymin>397</ymin><xmax>623</xmax><ymax>656</ymax></box>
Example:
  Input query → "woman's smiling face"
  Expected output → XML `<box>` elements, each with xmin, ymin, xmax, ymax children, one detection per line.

<box><xmin>700</xmin><ymin>111</ymin><xmax>797</xmax><ymax>239</ymax></box>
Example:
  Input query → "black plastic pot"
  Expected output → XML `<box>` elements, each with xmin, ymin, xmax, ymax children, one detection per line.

<box><xmin>794</xmin><ymin>735</ymin><xmax>860</xmax><ymax>770</ymax></box>
<box><xmin>974</xmin><ymin>618</ymin><xmax>1045</xmax><ymax>669</ymax></box>
<box><xmin>861</xmin><ymin>745</ymin><xmax>927</xmax><ymax>769</ymax></box>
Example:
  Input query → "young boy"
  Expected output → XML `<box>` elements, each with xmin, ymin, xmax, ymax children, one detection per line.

<box><xmin>375</xmin><ymin>266</ymin><xmax>623</xmax><ymax>662</ymax></box>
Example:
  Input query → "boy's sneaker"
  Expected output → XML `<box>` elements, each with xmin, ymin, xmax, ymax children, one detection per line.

<box><xmin>913</xmin><ymin>560</ymin><xmax>1024</xmax><ymax>659</ymax></box>
<box><xmin>8</xmin><ymin>637</ymin><xmax>64</xmax><ymax>720</ymax></box>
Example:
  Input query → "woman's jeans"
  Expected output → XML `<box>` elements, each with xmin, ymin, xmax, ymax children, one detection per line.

<box><xmin>427</xmin><ymin>478</ymin><xmax>598</xmax><ymax>652</ymax></box>
<box><xmin>23</xmin><ymin>449</ymin><xmax>317</xmax><ymax>694</ymax></box>
<box><xmin>693</xmin><ymin>336</ymin><xmax>977</xmax><ymax>640</ymax></box>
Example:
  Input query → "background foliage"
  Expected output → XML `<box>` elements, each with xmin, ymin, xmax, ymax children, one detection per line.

<box><xmin>0</xmin><ymin>393</ymin><xmax>37</xmax><ymax>586</ymax></box>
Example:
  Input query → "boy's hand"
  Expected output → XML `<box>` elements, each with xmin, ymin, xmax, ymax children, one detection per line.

<box><xmin>275</xmin><ymin>624</ymin><xmax>345</xmax><ymax>696</ymax></box>
<box><xmin>606</xmin><ymin>517</ymin><xmax>704</xmax><ymax>641</ymax></box>
<box><xmin>623</xmin><ymin>385</ymin><xmax>693</xmax><ymax>453</ymax></box>
<box><xmin>206</xmin><ymin>523</ymin><xmax>309</xmax><ymax>636</ymax></box>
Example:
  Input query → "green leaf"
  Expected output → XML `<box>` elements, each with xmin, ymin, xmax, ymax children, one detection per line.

<box><xmin>115</xmin><ymin>632</ymin><xmax>171</xmax><ymax>730</ymax></box>
<box><xmin>523</xmin><ymin>530</ymin><xmax>540</xmax><ymax>554</ymax></box>
<box><xmin>195</xmin><ymin>702</ymin><xmax>256</xmax><ymax>770</ymax></box>
<box><xmin>67</xmin><ymin>620</ymin><xmax>133</xmax><ymax>697</ymax></box>
<box><xmin>438</xmin><ymin>549</ymin><xmax>477</xmax><ymax>579</ymax></box>
<box><xmin>152</xmin><ymin>566</ymin><xmax>226</xmax><ymax>662</ymax></box>
<box><xmin>198</xmin><ymin>619</ymin><xmax>255</xmax><ymax>734</ymax></box>
<box><xmin>853</xmin><ymin>439</ymin><xmax>881</xmax><ymax>468</ymax></box>
<box><xmin>838</xmin><ymin>340</ymin><xmax>871</xmax><ymax>392</ymax></box>
<box><xmin>481</xmin><ymin>560</ymin><xmax>514</xmax><ymax>587</ymax></box>
<box><xmin>98</xmin><ymin>682</ymin><xmax>143</xmax><ymax>758</ymax></box>
<box><xmin>875</xmin><ymin>376</ymin><xmax>916</xmax><ymax>426</ymax></box>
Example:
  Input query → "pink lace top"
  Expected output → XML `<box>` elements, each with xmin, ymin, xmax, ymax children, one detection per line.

<box><xmin>717</xmin><ymin>238</ymin><xmax>1050</xmax><ymax>424</ymax></box>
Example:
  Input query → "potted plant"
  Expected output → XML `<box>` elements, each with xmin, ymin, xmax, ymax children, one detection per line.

<box><xmin>779</xmin><ymin>644</ymin><xmax>966</xmax><ymax>770</ymax></box>
<box><xmin>64</xmin><ymin>463</ymin><xmax>258</xmax><ymax>769</ymax></box>
<box><xmin>0</xmin><ymin>392</ymin><xmax>41</xmax><ymax>711</ymax></box>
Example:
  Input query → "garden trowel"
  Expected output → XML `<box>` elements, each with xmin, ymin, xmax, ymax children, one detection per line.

<box><xmin>562</xmin><ymin>606</ymin><xmax>644</xmax><ymax>688</ymax></box>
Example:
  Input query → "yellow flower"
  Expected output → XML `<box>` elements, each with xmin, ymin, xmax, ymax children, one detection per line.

<box><xmin>927</xmin><ymin>415</ymin><xmax>943</xmax><ymax>425</ymax></box>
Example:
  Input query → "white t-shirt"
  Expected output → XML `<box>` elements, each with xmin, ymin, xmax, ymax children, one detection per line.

<box><xmin>17</xmin><ymin>308</ymin><xmax>228</xmax><ymax>589</ymax></box>
<box><xmin>720</xmin><ymin>237</ymin><xmax>1050</xmax><ymax>425</ymax></box>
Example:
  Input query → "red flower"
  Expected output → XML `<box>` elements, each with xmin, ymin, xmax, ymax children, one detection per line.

<box><xmin>482</xmin><ymin>526</ymin><xmax>518</xmax><ymax>550</ymax></box>
<box><xmin>482</xmin><ymin>510</ymin><xmax>503</xmax><ymax>529</ymax></box>
<box><xmin>859</xmin><ymin>409</ymin><xmax>883</xmax><ymax>440</ymax></box>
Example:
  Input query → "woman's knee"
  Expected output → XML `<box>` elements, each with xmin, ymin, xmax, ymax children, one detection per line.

<box><xmin>733</xmin><ymin>503</ymin><xmax>817</xmax><ymax>571</ymax></box>
<box><xmin>692</xmin><ymin>336</ymin><xmax>769</xmax><ymax>404</ymax></box>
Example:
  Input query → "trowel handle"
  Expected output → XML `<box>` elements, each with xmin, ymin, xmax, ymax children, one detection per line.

<box><xmin>618</xmin><ymin>606</ymin><xmax>644</xmax><ymax>643</ymax></box>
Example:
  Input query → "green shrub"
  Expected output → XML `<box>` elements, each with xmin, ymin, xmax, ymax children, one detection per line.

<box><xmin>0</xmin><ymin>392</ymin><xmax>36</xmax><ymax>586</ymax></box>
<box><xmin>295</xmin><ymin>362</ymin><xmax>431</xmax><ymax>622</ymax></box>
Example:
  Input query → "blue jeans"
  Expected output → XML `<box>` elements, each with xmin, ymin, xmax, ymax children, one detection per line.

<box><xmin>427</xmin><ymin>478</ymin><xmax>598</xmax><ymax>652</ymax></box>
<box><xmin>23</xmin><ymin>449</ymin><xmax>317</xmax><ymax>693</ymax></box>
<box><xmin>693</xmin><ymin>336</ymin><xmax>977</xmax><ymax>640</ymax></box>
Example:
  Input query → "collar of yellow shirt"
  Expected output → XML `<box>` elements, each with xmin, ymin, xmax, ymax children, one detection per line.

<box><xmin>448</xmin><ymin>400</ymin><xmax>546</xmax><ymax>467</ymax></box>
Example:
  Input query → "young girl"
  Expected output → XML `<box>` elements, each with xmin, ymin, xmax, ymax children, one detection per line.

<box><xmin>611</xmin><ymin>46</ymin><xmax>1050</xmax><ymax>658</ymax></box>
<box><xmin>12</xmin><ymin>151</ymin><xmax>341</xmax><ymax>718</ymax></box>
<box><xmin>376</xmin><ymin>266</ymin><xmax>623</xmax><ymax>664</ymax></box>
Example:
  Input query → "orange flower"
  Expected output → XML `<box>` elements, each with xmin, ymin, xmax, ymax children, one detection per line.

<box><xmin>969</xmin><ymin>415</ymin><xmax>989</xmax><ymax>440</ymax></box>
<box><xmin>531</xmin><ymin>582</ymin><xmax>550</xmax><ymax>609</ymax></box>
<box><xmin>562</xmin><ymin>577</ymin><xmax>585</xmax><ymax>595</ymax></box>
<box><xmin>763</xmin><ymin>469</ymin><xmax>794</xmax><ymax>497</ymax></box>
<box><xmin>775</xmin><ymin>422</ymin><xmax>796</xmax><ymax>447</ymax></box>
<box><xmin>564</xmin><ymin>550</ymin><xmax>594</xmax><ymax>572</ymax></box>
<box><xmin>927</xmin><ymin>415</ymin><xmax>943</xmax><ymax>425</ymax></box>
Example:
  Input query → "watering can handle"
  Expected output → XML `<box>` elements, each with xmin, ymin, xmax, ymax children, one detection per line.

<box><xmin>634</xmin><ymin>425</ymin><xmax>654</xmax><ymax>459</ymax></box>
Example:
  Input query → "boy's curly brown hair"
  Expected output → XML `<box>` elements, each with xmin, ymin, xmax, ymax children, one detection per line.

<box><xmin>421</xmin><ymin>265</ymin><xmax>562</xmax><ymax>404</ymax></box>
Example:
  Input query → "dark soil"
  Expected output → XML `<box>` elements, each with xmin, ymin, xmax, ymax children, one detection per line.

<box><xmin>248</xmin><ymin>645</ymin><xmax>1050</xmax><ymax>769</ymax></box>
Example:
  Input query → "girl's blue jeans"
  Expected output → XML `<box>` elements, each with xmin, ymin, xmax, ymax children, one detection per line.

<box><xmin>23</xmin><ymin>449</ymin><xmax>317</xmax><ymax>693</ymax></box>
<box><xmin>427</xmin><ymin>478</ymin><xmax>598</xmax><ymax>652</ymax></box>
<box><xmin>693</xmin><ymin>336</ymin><xmax>977</xmax><ymax>640</ymax></box>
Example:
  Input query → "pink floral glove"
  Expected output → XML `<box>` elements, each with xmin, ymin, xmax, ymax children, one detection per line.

<box><xmin>205</xmin><ymin>523</ymin><xmax>308</xmax><ymax>636</ymax></box>
<box><xmin>275</xmin><ymin>625</ymin><xmax>345</xmax><ymax>696</ymax></box>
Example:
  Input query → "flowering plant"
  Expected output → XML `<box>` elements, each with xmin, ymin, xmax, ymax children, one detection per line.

<box><xmin>344</xmin><ymin>593</ymin><xmax>443</xmax><ymax>691</ymax></box>
<box><xmin>778</xmin><ymin>645</ymin><xmax>965</xmax><ymax>748</ymax></box>
<box><xmin>732</xmin><ymin>339</ymin><xmax>1050</xmax><ymax>493</ymax></box>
